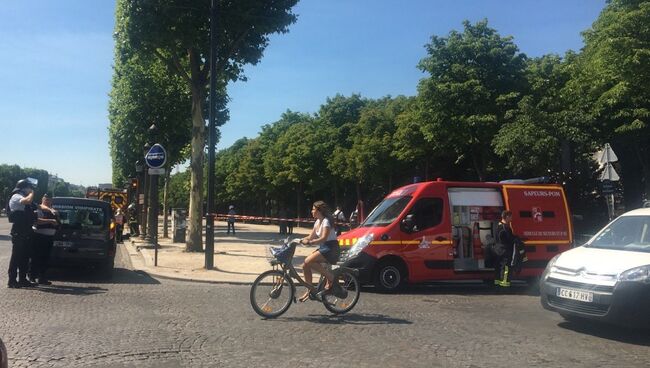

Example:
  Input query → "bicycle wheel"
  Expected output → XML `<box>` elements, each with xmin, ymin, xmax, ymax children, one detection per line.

<box><xmin>323</xmin><ymin>270</ymin><xmax>360</xmax><ymax>315</ymax></box>
<box><xmin>250</xmin><ymin>270</ymin><xmax>294</xmax><ymax>318</ymax></box>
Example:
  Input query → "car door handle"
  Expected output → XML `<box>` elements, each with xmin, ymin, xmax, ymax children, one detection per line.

<box><xmin>435</xmin><ymin>236</ymin><xmax>447</xmax><ymax>242</ymax></box>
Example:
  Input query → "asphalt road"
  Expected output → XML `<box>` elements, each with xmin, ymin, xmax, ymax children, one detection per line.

<box><xmin>0</xmin><ymin>217</ymin><xmax>648</xmax><ymax>367</ymax></box>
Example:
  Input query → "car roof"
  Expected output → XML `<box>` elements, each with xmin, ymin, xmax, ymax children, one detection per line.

<box><xmin>620</xmin><ymin>207</ymin><xmax>650</xmax><ymax>217</ymax></box>
<box><xmin>52</xmin><ymin>197</ymin><xmax>112</xmax><ymax>209</ymax></box>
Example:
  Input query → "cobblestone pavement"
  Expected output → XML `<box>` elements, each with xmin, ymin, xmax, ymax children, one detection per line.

<box><xmin>1</xmin><ymin>219</ymin><xmax>649</xmax><ymax>368</ymax></box>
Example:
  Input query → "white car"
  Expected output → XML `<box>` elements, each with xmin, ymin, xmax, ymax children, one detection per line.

<box><xmin>540</xmin><ymin>207</ymin><xmax>650</xmax><ymax>328</ymax></box>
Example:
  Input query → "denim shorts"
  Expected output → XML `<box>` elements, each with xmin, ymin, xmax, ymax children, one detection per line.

<box><xmin>318</xmin><ymin>240</ymin><xmax>340</xmax><ymax>264</ymax></box>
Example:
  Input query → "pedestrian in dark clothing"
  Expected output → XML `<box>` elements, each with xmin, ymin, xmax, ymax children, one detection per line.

<box><xmin>494</xmin><ymin>210</ymin><xmax>516</xmax><ymax>287</ymax></box>
<box><xmin>7</xmin><ymin>179</ymin><xmax>38</xmax><ymax>288</ymax></box>
<box><xmin>287</xmin><ymin>208</ymin><xmax>295</xmax><ymax>235</ymax></box>
<box><xmin>30</xmin><ymin>194</ymin><xmax>58</xmax><ymax>285</ymax></box>
<box><xmin>128</xmin><ymin>203</ymin><xmax>139</xmax><ymax>236</ymax></box>
<box><xmin>278</xmin><ymin>208</ymin><xmax>287</xmax><ymax>235</ymax></box>
<box><xmin>227</xmin><ymin>205</ymin><xmax>236</xmax><ymax>235</ymax></box>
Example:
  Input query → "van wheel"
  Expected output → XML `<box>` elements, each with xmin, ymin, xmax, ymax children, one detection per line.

<box><xmin>374</xmin><ymin>261</ymin><xmax>405</xmax><ymax>293</ymax></box>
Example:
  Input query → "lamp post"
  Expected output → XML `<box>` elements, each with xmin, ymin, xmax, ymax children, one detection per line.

<box><xmin>141</xmin><ymin>142</ymin><xmax>151</xmax><ymax>239</ymax></box>
<box><xmin>134</xmin><ymin>160</ymin><xmax>144</xmax><ymax>236</ymax></box>
<box><xmin>205</xmin><ymin>0</ymin><xmax>217</xmax><ymax>270</ymax></box>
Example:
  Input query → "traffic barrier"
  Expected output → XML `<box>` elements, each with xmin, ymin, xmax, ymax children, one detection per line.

<box><xmin>210</xmin><ymin>213</ymin><xmax>351</xmax><ymax>227</ymax></box>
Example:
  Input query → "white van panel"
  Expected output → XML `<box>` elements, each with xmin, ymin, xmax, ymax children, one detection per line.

<box><xmin>448</xmin><ymin>188</ymin><xmax>504</xmax><ymax>207</ymax></box>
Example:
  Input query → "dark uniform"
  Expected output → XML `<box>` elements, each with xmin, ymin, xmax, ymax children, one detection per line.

<box><xmin>494</xmin><ymin>222</ymin><xmax>516</xmax><ymax>287</ymax></box>
<box><xmin>31</xmin><ymin>206</ymin><xmax>58</xmax><ymax>284</ymax></box>
<box><xmin>7</xmin><ymin>180</ymin><xmax>37</xmax><ymax>288</ymax></box>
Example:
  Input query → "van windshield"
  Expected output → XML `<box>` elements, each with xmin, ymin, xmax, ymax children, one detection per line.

<box><xmin>54</xmin><ymin>204</ymin><xmax>107</xmax><ymax>230</ymax></box>
<box><xmin>362</xmin><ymin>196</ymin><xmax>412</xmax><ymax>227</ymax></box>
<box><xmin>587</xmin><ymin>215</ymin><xmax>650</xmax><ymax>253</ymax></box>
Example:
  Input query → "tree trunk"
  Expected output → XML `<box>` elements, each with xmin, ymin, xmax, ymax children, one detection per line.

<box><xmin>633</xmin><ymin>142</ymin><xmax>650</xmax><ymax>201</ymax></box>
<box><xmin>162</xmin><ymin>168</ymin><xmax>170</xmax><ymax>238</ymax></box>
<box><xmin>296</xmin><ymin>181</ymin><xmax>303</xmax><ymax>226</ymax></box>
<box><xmin>186</xmin><ymin>91</ymin><xmax>205</xmax><ymax>252</ymax></box>
<box><xmin>470</xmin><ymin>147</ymin><xmax>484</xmax><ymax>182</ymax></box>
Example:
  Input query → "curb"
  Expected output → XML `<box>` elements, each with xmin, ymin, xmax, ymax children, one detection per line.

<box><xmin>124</xmin><ymin>240</ymin><xmax>256</xmax><ymax>286</ymax></box>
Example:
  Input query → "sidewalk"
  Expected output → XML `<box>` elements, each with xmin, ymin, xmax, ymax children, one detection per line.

<box><xmin>124</xmin><ymin>220</ymin><xmax>313</xmax><ymax>284</ymax></box>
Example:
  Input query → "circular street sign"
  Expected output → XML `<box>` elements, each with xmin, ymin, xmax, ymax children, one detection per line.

<box><xmin>145</xmin><ymin>143</ymin><xmax>167</xmax><ymax>169</ymax></box>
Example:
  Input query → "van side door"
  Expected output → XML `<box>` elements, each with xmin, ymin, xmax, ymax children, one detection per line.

<box><xmin>400</xmin><ymin>197</ymin><xmax>453</xmax><ymax>281</ymax></box>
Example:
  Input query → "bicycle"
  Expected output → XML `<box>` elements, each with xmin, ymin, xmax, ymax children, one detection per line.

<box><xmin>250</xmin><ymin>239</ymin><xmax>361</xmax><ymax>318</ymax></box>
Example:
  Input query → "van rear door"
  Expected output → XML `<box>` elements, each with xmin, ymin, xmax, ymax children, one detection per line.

<box><xmin>52</xmin><ymin>203</ymin><xmax>111</xmax><ymax>261</ymax></box>
<box><xmin>502</xmin><ymin>185</ymin><xmax>573</xmax><ymax>268</ymax></box>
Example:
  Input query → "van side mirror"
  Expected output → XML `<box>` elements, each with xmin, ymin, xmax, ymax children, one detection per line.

<box><xmin>401</xmin><ymin>214</ymin><xmax>416</xmax><ymax>233</ymax></box>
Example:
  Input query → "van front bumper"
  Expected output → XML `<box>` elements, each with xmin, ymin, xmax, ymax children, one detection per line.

<box><xmin>540</xmin><ymin>277</ymin><xmax>650</xmax><ymax>327</ymax></box>
<box><xmin>339</xmin><ymin>252</ymin><xmax>377</xmax><ymax>284</ymax></box>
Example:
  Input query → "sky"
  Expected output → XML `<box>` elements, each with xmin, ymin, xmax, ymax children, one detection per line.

<box><xmin>0</xmin><ymin>0</ymin><xmax>606</xmax><ymax>187</ymax></box>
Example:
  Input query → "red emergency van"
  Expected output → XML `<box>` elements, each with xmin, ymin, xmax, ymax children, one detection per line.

<box><xmin>338</xmin><ymin>178</ymin><xmax>573</xmax><ymax>292</ymax></box>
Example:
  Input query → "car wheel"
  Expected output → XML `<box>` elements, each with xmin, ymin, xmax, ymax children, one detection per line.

<box><xmin>374</xmin><ymin>260</ymin><xmax>405</xmax><ymax>293</ymax></box>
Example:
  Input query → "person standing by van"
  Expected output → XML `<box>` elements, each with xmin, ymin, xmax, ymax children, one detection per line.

<box><xmin>7</xmin><ymin>179</ymin><xmax>37</xmax><ymax>288</ymax></box>
<box><xmin>31</xmin><ymin>194</ymin><xmax>58</xmax><ymax>285</ymax></box>
<box><xmin>494</xmin><ymin>210</ymin><xmax>516</xmax><ymax>287</ymax></box>
<box><xmin>333</xmin><ymin>205</ymin><xmax>346</xmax><ymax>235</ymax></box>
<box><xmin>114</xmin><ymin>208</ymin><xmax>125</xmax><ymax>243</ymax></box>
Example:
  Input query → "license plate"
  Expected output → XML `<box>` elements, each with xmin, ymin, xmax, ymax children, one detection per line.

<box><xmin>53</xmin><ymin>241</ymin><xmax>73</xmax><ymax>248</ymax></box>
<box><xmin>556</xmin><ymin>288</ymin><xmax>593</xmax><ymax>303</ymax></box>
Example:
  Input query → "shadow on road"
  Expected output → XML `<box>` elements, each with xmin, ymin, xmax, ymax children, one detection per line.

<box><xmin>558</xmin><ymin>320</ymin><xmax>650</xmax><ymax>346</ymax></box>
<box><xmin>45</xmin><ymin>267</ymin><xmax>161</xmax><ymax>285</ymax></box>
<box><xmin>29</xmin><ymin>284</ymin><xmax>108</xmax><ymax>296</ymax></box>
<box><xmin>282</xmin><ymin>313</ymin><xmax>413</xmax><ymax>325</ymax></box>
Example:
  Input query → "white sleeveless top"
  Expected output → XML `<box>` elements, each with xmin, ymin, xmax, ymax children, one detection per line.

<box><xmin>314</xmin><ymin>218</ymin><xmax>337</xmax><ymax>241</ymax></box>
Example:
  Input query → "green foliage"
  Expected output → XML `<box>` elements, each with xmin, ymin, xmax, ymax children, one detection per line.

<box><xmin>417</xmin><ymin>20</ymin><xmax>527</xmax><ymax>181</ymax></box>
<box><xmin>571</xmin><ymin>0</ymin><xmax>650</xmax><ymax>204</ymax></box>
<box><xmin>166</xmin><ymin>169</ymin><xmax>191</xmax><ymax>209</ymax></box>
<box><xmin>109</xmin><ymin>5</ymin><xmax>650</xmax><ymax>228</ymax></box>
<box><xmin>0</xmin><ymin>165</ymin><xmax>49</xmax><ymax>202</ymax></box>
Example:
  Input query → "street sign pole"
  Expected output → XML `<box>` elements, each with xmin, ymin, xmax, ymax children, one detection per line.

<box><xmin>598</xmin><ymin>143</ymin><xmax>620</xmax><ymax>221</ymax></box>
<box><xmin>145</xmin><ymin>142</ymin><xmax>167</xmax><ymax>267</ymax></box>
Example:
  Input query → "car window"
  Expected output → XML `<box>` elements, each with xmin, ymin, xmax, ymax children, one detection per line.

<box><xmin>588</xmin><ymin>215</ymin><xmax>650</xmax><ymax>252</ymax></box>
<box><xmin>54</xmin><ymin>204</ymin><xmax>108</xmax><ymax>230</ymax></box>
<box><xmin>405</xmin><ymin>197</ymin><xmax>443</xmax><ymax>232</ymax></box>
<box><xmin>363</xmin><ymin>196</ymin><xmax>412</xmax><ymax>227</ymax></box>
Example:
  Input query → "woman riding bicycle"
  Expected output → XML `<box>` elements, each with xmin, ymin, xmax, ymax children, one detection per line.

<box><xmin>299</xmin><ymin>200</ymin><xmax>340</xmax><ymax>302</ymax></box>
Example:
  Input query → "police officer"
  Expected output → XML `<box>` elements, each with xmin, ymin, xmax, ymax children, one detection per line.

<box><xmin>114</xmin><ymin>208</ymin><xmax>125</xmax><ymax>243</ymax></box>
<box><xmin>30</xmin><ymin>194</ymin><xmax>58</xmax><ymax>285</ymax></box>
<box><xmin>494</xmin><ymin>210</ymin><xmax>516</xmax><ymax>287</ymax></box>
<box><xmin>7</xmin><ymin>179</ymin><xmax>38</xmax><ymax>288</ymax></box>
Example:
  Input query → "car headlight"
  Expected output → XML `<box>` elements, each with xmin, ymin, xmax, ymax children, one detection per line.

<box><xmin>541</xmin><ymin>254</ymin><xmax>561</xmax><ymax>281</ymax></box>
<box><xmin>618</xmin><ymin>265</ymin><xmax>650</xmax><ymax>283</ymax></box>
<box><xmin>347</xmin><ymin>233</ymin><xmax>374</xmax><ymax>260</ymax></box>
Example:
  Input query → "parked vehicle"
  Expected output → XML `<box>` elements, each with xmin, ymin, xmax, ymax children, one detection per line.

<box><xmin>50</xmin><ymin>197</ymin><xmax>117</xmax><ymax>275</ymax></box>
<box><xmin>540</xmin><ymin>207</ymin><xmax>650</xmax><ymax>328</ymax></box>
<box><xmin>337</xmin><ymin>178</ymin><xmax>573</xmax><ymax>292</ymax></box>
